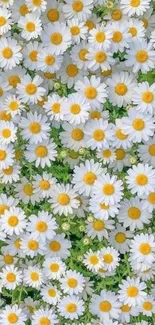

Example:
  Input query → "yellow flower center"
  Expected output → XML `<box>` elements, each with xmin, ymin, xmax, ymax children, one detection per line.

<box><xmin>112</xmin><ymin>31</ymin><xmax>122</xmax><ymax>43</ymax></box>
<box><xmin>141</xmin><ymin>18</ymin><xmax>148</xmax><ymax>29</ymax></box>
<box><xmin>33</xmin><ymin>0</ymin><xmax>41</xmax><ymax>6</ymax></box>
<box><xmin>129</xmin><ymin>27</ymin><xmax>137</xmax><ymax>36</ymax></box>
<box><xmin>69</xmin><ymin>150</ymin><xmax>79</xmax><ymax>159</ymax></box>
<box><xmin>4</xmin><ymin>255</ymin><xmax>14</xmax><ymax>264</ymax></box>
<box><xmin>102</xmin><ymin>149</ymin><xmax>111</xmax><ymax>158</ymax></box>
<box><xmin>99</xmin><ymin>301</ymin><xmax>112</xmax><ymax>312</ymax></box>
<box><xmin>0</xmin><ymin>149</ymin><xmax>6</xmax><ymax>160</ymax></box>
<box><xmin>39</xmin><ymin>180</ymin><xmax>50</xmax><ymax>190</ymax></box>
<box><xmin>31</xmin><ymin>272</ymin><xmax>39</xmax><ymax>281</ymax></box>
<box><xmin>93</xmin><ymin>129</ymin><xmax>105</xmax><ymax>141</ymax></box>
<box><xmin>14</xmin><ymin>239</ymin><xmax>21</xmax><ymax>249</ymax></box>
<box><xmin>143</xmin><ymin>301</ymin><xmax>153</xmax><ymax>311</ymax></box>
<box><xmin>36</xmin><ymin>221</ymin><xmax>47</xmax><ymax>232</ymax></box>
<box><xmin>70</xmin><ymin>104</ymin><xmax>81</xmax><ymax>114</ymax></box>
<box><xmin>148</xmin><ymin>144</ymin><xmax>155</xmax><ymax>156</ymax></box>
<box><xmin>136</xmin><ymin>174</ymin><xmax>148</xmax><ymax>186</ymax></box>
<box><xmin>9</xmin><ymin>101</ymin><xmax>19</xmax><ymax>111</ymax></box>
<box><xmin>0</xmin><ymin>88</ymin><xmax>3</xmax><ymax>97</ymax></box>
<box><xmin>100</xmin><ymin>203</ymin><xmax>109</xmax><ymax>210</ymax></box>
<box><xmin>66</xmin><ymin>64</ymin><xmax>79</xmax><ymax>77</ymax></box>
<box><xmin>142</xmin><ymin>91</ymin><xmax>154</xmax><ymax>103</ymax></box>
<box><xmin>0</xmin><ymin>111</ymin><xmax>11</xmax><ymax>121</ymax></box>
<box><xmin>8</xmin><ymin>216</ymin><xmax>19</xmax><ymax>227</ymax></box>
<box><xmin>95</xmin><ymin>51</ymin><xmax>107</xmax><ymax>63</ymax></box>
<box><xmin>66</xmin><ymin>303</ymin><xmax>77</xmax><ymax>313</ymax></box>
<box><xmin>0</xmin><ymin>16</ymin><xmax>6</xmax><ymax>26</ymax></box>
<box><xmin>50</xmin><ymin>263</ymin><xmax>60</xmax><ymax>272</ymax></box>
<box><xmin>2</xmin><ymin>47</ymin><xmax>13</xmax><ymax>59</ymax></box>
<box><xmin>23</xmin><ymin>184</ymin><xmax>33</xmax><ymax>196</ymax></box>
<box><xmin>79</xmin><ymin>48</ymin><xmax>88</xmax><ymax>61</ymax></box>
<box><xmin>127</xmin><ymin>286</ymin><xmax>139</xmax><ymax>297</ymax></box>
<box><xmin>96</xmin><ymin>31</ymin><xmax>106</xmax><ymax>43</ymax></box>
<box><xmin>26</xmin><ymin>22</ymin><xmax>35</xmax><ymax>32</ymax></box>
<box><xmin>128</xmin><ymin>207</ymin><xmax>141</xmax><ymax>219</ymax></box>
<box><xmin>29</xmin><ymin>50</ymin><xmax>38</xmax><ymax>62</ymax></box>
<box><xmin>89</xmin><ymin>255</ymin><xmax>99</xmax><ymax>265</ymax></box>
<box><xmin>58</xmin><ymin>193</ymin><xmax>70</xmax><ymax>205</ymax></box>
<box><xmin>116</xmin><ymin>148</ymin><xmax>126</xmax><ymax>160</ymax></box>
<box><xmin>85</xmin><ymin>86</ymin><xmax>97</xmax><ymax>99</ymax></box>
<box><xmin>51</xmin><ymin>103</ymin><xmax>60</xmax><ymax>113</ymax></box>
<box><xmin>111</xmin><ymin>9</ymin><xmax>122</xmax><ymax>21</ymax></box>
<box><xmin>44</xmin><ymin>72</ymin><xmax>56</xmax><ymax>79</ymax></box>
<box><xmin>45</xmin><ymin>55</ymin><xmax>55</xmax><ymax>65</ymax></box>
<box><xmin>115</xmin><ymin>83</ymin><xmax>127</xmax><ymax>96</ymax></box>
<box><xmin>50</xmin><ymin>32</ymin><xmax>62</xmax><ymax>45</ymax></box>
<box><xmin>90</xmin><ymin>111</ymin><xmax>102</xmax><ymax>119</ymax></box>
<box><xmin>83</xmin><ymin>172</ymin><xmax>97</xmax><ymax>185</ymax></box>
<box><xmin>93</xmin><ymin>220</ymin><xmax>105</xmax><ymax>231</ymax></box>
<box><xmin>103</xmin><ymin>184</ymin><xmax>114</xmax><ymax>195</ymax></box>
<box><xmin>8</xmin><ymin>75</ymin><xmax>21</xmax><ymax>88</ymax></box>
<box><xmin>7</xmin><ymin>313</ymin><xmax>18</xmax><ymax>324</ymax></box>
<box><xmin>48</xmin><ymin>288</ymin><xmax>56</xmax><ymax>297</ymax></box>
<box><xmin>132</xmin><ymin>118</ymin><xmax>145</xmax><ymax>131</ymax></box>
<box><xmin>139</xmin><ymin>243</ymin><xmax>151</xmax><ymax>255</ymax></box>
<box><xmin>68</xmin><ymin>278</ymin><xmax>78</xmax><ymax>288</ymax></box>
<box><xmin>47</xmin><ymin>9</ymin><xmax>59</xmax><ymax>22</ymax></box>
<box><xmin>148</xmin><ymin>192</ymin><xmax>155</xmax><ymax>204</ymax></box>
<box><xmin>130</xmin><ymin>0</ymin><xmax>140</xmax><ymax>7</ymax></box>
<box><xmin>2</xmin><ymin>128</ymin><xmax>11</xmax><ymax>138</ymax></box>
<box><xmin>19</xmin><ymin>4</ymin><xmax>29</xmax><ymax>16</ymax></box>
<box><xmin>35</xmin><ymin>146</ymin><xmax>48</xmax><ymax>157</ymax></box>
<box><xmin>39</xmin><ymin>317</ymin><xmax>50</xmax><ymax>325</ymax></box>
<box><xmin>116</xmin><ymin>129</ymin><xmax>128</xmax><ymax>140</ymax></box>
<box><xmin>104</xmin><ymin>253</ymin><xmax>113</xmax><ymax>264</ymax></box>
<box><xmin>115</xmin><ymin>232</ymin><xmax>126</xmax><ymax>243</ymax></box>
<box><xmin>136</xmin><ymin>50</ymin><xmax>148</xmax><ymax>63</ymax></box>
<box><xmin>26</xmin><ymin>83</ymin><xmax>37</xmax><ymax>95</ymax></box>
<box><xmin>28</xmin><ymin>240</ymin><xmax>39</xmax><ymax>250</ymax></box>
<box><xmin>6</xmin><ymin>272</ymin><xmax>16</xmax><ymax>283</ymax></box>
<box><xmin>71</xmin><ymin>128</ymin><xmax>84</xmax><ymax>141</ymax></box>
<box><xmin>101</xmin><ymin>69</ymin><xmax>112</xmax><ymax>77</ymax></box>
<box><xmin>121</xmin><ymin>304</ymin><xmax>131</xmax><ymax>312</ymax></box>
<box><xmin>71</xmin><ymin>26</ymin><xmax>80</xmax><ymax>35</ymax></box>
<box><xmin>49</xmin><ymin>241</ymin><xmax>61</xmax><ymax>252</ymax></box>
<box><xmin>72</xmin><ymin>0</ymin><xmax>83</xmax><ymax>12</ymax></box>
<box><xmin>85</xmin><ymin>20</ymin><xmax>95</xmax><ymax>30</ymax></box>
<box><xmin>0</xmin><ymin>204</ymin><xmax>8</xmax><ymax>215</ymax></box>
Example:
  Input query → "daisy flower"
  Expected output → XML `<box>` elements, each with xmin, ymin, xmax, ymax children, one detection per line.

<box><xmin>4</xmin><ymin>95</ymin><xmax>24</xmax><ymax>117</ymax></box>
<box><xmin>26</xmin><ymin>211</ymin><xmax>57</xmax><ymax>242</ymax></box>
<box><xmin>0</xmin><ymin>76</ymin><xmax>11</xmax><ymax>100</ymax></box>
<box><xmin>88</xmin><ymin>24</ymin><xmax>112</xmax><ymax>50</ymax></box>
<box><xmin>0</xmin><ymin>194</ymin><xmax>18</xmax><ymax>217</ymax></box>
<box><xmin>37</xmin><ymin>47</ymin><xmax>63</xmax><ymax>73</ymax></box>
<box><xmin>99</xmin><ymin>247</ymin><xmax>120</xmax><ymax>272</ymax></box>
<box><xmin>90</xmin><ymin>290</ymin><xmax>121</xmax><ymax>321</ymax></box>
<box><xmin>49</xmin><ymin>183</ymin><xmax>79</xmax><ymax>216</ymax></box>
<box><xmin>68</xmin><ymin>18</ymin><xmax>88</xmax><ymax>44</ymax></box>
<box><xmin>126</xmin><ymin>163</ymin><xmax>155</xmax><ymax>197</ymax></box>
<box><xmin>142</xmin><ymin>190</ymin><xmax>155</xmax><ymax>212</ymax></box>
<box><xmin>43</xmin><ymin>93</ymin><xmax>65</xmax><ymax>123</ymax></box>
<box><xmin>86</xmin><ymin>47</ymin><xmax>115</xmax><ymax>72</ymax></box>
<box><xmin>26</xmin><ymin>0</ymin><xmax>47</xmax><ymax>15</ymax></box>
<box><xmin>70</xmin><ymin>41</ymin><xmax>89</xmax><ymax>71</ymax></box>
<box><xmin>43</xmin><ymin>257</ymin><xmax>66</xmax><ymax>279</ymax></box>
<box><xmin>93</xmin><ymin>173</ymin><xmax>123</xmax><ymax>205</ymax></box>
<box><xmin>0</xmin><ymin>265</ymin><xmax>22</xmax><ymax>290</ymax></box>
<box><xmin>11</xmin><ymin>0</ymin><xmax>31</xmax><ymax>23</ymax></box>
<box><xmin>40</xmin><ymin>283</ymin><xmax>61</xmax><ymax>305</ymax></box>
<box><xmin>119</xmin><ymin>303</ymin><xmax>139</xmax><ymax>323</ymax></box>
<box><xmin>63</xmin><ymin>0</ymin><xmax>93</xmax><ymax>21</ymax></box>
<box><xmin>139</xmin><ymin>295</ymin><xmax>155</xmax><ymax>316</ymax></box>
<box><xmin>0</xmin><ymin>37</ymin><xmax>22</xmax><ymax>70</ymax></box>
<box><xmin>109</xmin><ymin>21</ymin><xmax>131</xmax><ymax>53</ymax></box>
<box><xmin>45</xmin><ymin>234</ymin><xmax>71</xmax><ymax>259</ymax></box>
<box><xmin>23</xmin><ymin>265</ymin><xmax>44</xmax><ymax>289</ymax></box>
<box><xmin>0</xmin><ymin>121</ymin><xmax>17</xmax><ymax>144</ymax></box>
<box><xmin>75</xmin><ymin>75</ymin><xmax>107</xmax><ymax>109</ymax></box>
<box><xmin>58</xmin><ymin>295</ymin><xmax>84</xmax><ymax>320</ymax></box>
<box><xmin>138</xmin><ymin>137</ymin><xmax>155</xmax><ymax>167</ymax></box>
<box><xmin>96</xmin><ymin>148</ymin><xmax>116</xmax><ymax>165</ymax></box>
<box><xmin>23</xmin><ymin>41</ymin><xmax>42</xmax><ymax>71</ymax></box>
<box><xmin>89</xmin><ymin>197</ymin><xmax>120</xmax><ymax>220</ymax></box>
<box><xmin>83</xmin><ymin>249</ymin><xmax>104</xmax><ymax>272</ymax></box>
<box><xmin>43</xmin><ymin>0</ymin><xmax>64</xmax><ymax>24</ymax></box>
<box><xmin>21</xmin><ymin>233</ymin><xmax>46</xmax><ymax>258</ymax></box>
<box><xmin>18</xmin><ymin>13</ymin><xmax>42</xmax><ymax>41</ymax></box>
<box><xmin>42</xmin><ymin>22</ymin><xmax>71</xmax><ymax>55</ymax></box>
<box><xmin>85</xmin><ymin>119</ymin><xmax>114</xmax><ymax>150</ymax></box>
<box><xmin>60</xmin><ymin>270</ymin><xmax>85</xmax><ymax>295</ymax></box>
<box><xmin>62</xmin><ymin>92</ymin><xmax>90</xmax><ymax>125</ymax></box>
<box><xmin>120</xmin><ymin>0</ymin><xmax>151</xmax><ymax>17</ymax></box>
<box><xmin>0</xmin><ymin>305</ymin><xmax>26</xmax><ymax>325</ymax></box>
<box><xmin>17</xmin><ymin>75</ymin><xmax>46</xmax><ymax>104</ymax></box>
<box><xmin>86</xmin><ymin>218</ymin><xmax>114</xmax><ymax>241</ymax></box>
<box><xmin>32</xmin><ymin>172</ymin><xmax>57</xmax><ymax>199</ymax></box>
<box><xmin>25</xmin><ymin>139</ymin><xmax>57</xmax><ymax>168</ymax></box>
<box><xmin>108</xmin><ymin>225</ymin><xmax>133</xmax><ymax>253</ymax></box>
<box><xmin>132</xmin><ymin>81</ymin><xmax>155</xmax><ymax>114</ymax></box>
<box><xmin>15</xmin><ymin>177</ymin><xmax>39</xmax><ymax>205</ymax></box>
<box><xmin>31</xmin><ymin>307</ymin><xmax>58</xmax><ymax>325</ymax></box>
<box><xmin>0</xmin><ymin>8</ymin><xmax>12</xmax><ymax>35</ymax></box>
<box><xmin>127</xmin><ymin>18</ymin><xmax>145</xmax><ymax>41</ymax></box>
<box><xmin>60</xmin><ymin>122</ymin><xmax>85</xmax><ymax>151</ymax></box>
<box><xmin>0</xmin><ymin>143</ymin><xmax>14</xmax><ymax>169</ymax></box>
<box><xmin>1</xmin><ymin>206</ymin><xmax>27</xmax><ymax>236</ymax></box>
<box><xmin>118</xmin><ymin>276</ymin><xmax>147</xmax><ymax>307</ymax></box>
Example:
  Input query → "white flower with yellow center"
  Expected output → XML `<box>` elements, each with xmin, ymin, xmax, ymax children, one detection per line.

<box><xmin>42</xmin><ymin>22</ymin><xmax>71</xmax><ymax>55</ymax></box>
<box><xmin>23</xmin><ymin>297</ymin><xmax>37</xmax><ymax>317</ymax></box>
<box><xmin>72</xmin><ymin>159</ymin><xmax>103</xmax><ymax>196</ymax></box>
<box><xmin>0</xmin><ymin>8</ymin><xmax>12</xmax><ymax>35</ymax></box>
<box><xmin>0</xmin><ymin>0</ymin><xmax>14</xmax><ymax>7</ymax></box>
<box><xmin>18</xmin><ymin>13</ymin><xmax>42</xmax><ymax>41</ymax></box>
<box><xmin>99</xmin><ymin>247</ymin><xmax>120</xmax><ymax>272</ymax></box>
<box><xmin>107</xmin><ymin>72</ymin><xmax>136</xmax><ymax>108</ymax></box>
<box><xmin>23</xmin><ymin>41</ymin><xmax>42</xmax><ymax>71</ymax></box>
<box><xmin>70</xmin><ymin>41</ymin><xmax>89</xmax><ymax>70</ymax></box>
<box><xmin>32</xmin><ymin>307</ymin><xmax>58</xmax><ymax>325</ymax></box>
<box><xmin>88</xmin><ymin>24</ymin><xmax>112</xmax><ymax>50</ymax></box>
<box><xmin>5</xmin><ymin>235</ymin><xmax>22</xmax><ymax>256</ymax></box>
<box><xmin>21</xmin><ymin>233</ymin><xmax>46</xmax><ymax>258</ymax></box>
<box><xmin>38</xmin><ymin>48</ymin><xmax>63</xmax><ymax>73</ymax></box>
<box><xmin>15</xmin><ymin>177</ymin><xmax>39</xmax><ymax>205</ymax></box>
<box><xmin>119</xmin><ymin>197</ymin><xmax>152</xmax><ymax>231</ymax></box>
<box><xmin>25</xmin><ymin>140</ymin><xmax>57</xmax><ymax>168</ymax></box>
<box><xmin>0</xmin><ymin>37</ymin><xmax>22</xmax><ymax>70</ymax></box>
<box><xmin>0</xmin><ymin>246</ymin><xmax>17</xmax><ymax>268</ymax></box>
<box><xmin>0</xmin><ymin>265</ymin><xmax>22</xmax><ymax>290</ymax></box>
<box><xmin>68</xmin><ymin>18</ymin><xmax>88</xmax><ymax>44</ymax></box>
<box><xmin>4</xmin><ymin>95</ymin><xmax>24</xmax><ymax>117</ymax></box>
<box><xmin>86</xmin><ymin>218</ymin><xmax>114</xmax><ymax>241</ymax></box>
<box><xmin>26</xmin><ymin>0</ymin><xmax>47</xmax><ymax>14</ymax></box>
<box><xmin>41</xmin><ymin>283</ymin><xmax>61</xmax><ymax>305</ymax></box>
<box><xmin>127</xmin><ymin>18</ymin><xmax>145</xmax><ymax>41</ymax></box>
<box><xmin>104</xmin><ymin>5</ymin><xmax>127</xmax><ymax>23</ymax></box>
<box><xmin>63</xmin><ymin>0</ymin><xmax>93</xmax><ymax>21</ymax></box>
<box><xmin>75</xmin><ymin>75</ymin><xmax>107</xmax><ymax>109</ymax></box>
<box><xmin>58</xmin><ymin>295</ymin><xmax>84</xmax><ymax>320</ymax></box>
<box><xmin>60</xmin><ymin>122</ymin><xmax>85</xmax><ymax>151</ymax></box>
<box><xmin>1</xmin><ymin>206</ymin><xmax>27</xmax><ymax>236</ymax></box>
<box><xmin>129</xmin><ymin>233</ymin><xmax>155</xmax><ymax>271</ymax></box>
<box><xmin>83</xmin><ymin>249</ymin><xmax>104</xmax><ymax>272</ymax></box>
<box><xmin>0</xmin><ymin>76</ymin><xmax>11</xmax><ymax>100</ymax></box>
<box><xmin>11</xmin><ymin>0</ymin><xmax>31</xmax><ymax>23</ymax></box>
<box><xmin>17</xmin><ymin>75</ymin><xmax>46</xmax><ymax>104</ymax></box>
<box><xmin>85</xmin><ymin>119</ymin><xmax>114</xmax><ymax>150</ymax></box>
<box><xmin>42</xmin><ymin>0</ymin><xmax>64</xmax><ymax>24</ymax></box>
<box><xmin>110</xmin><ymin>148</ymin><xmax>131</xmax><ymax>171</ymax></box>
<box><xmin>90</xmin><ymin>290</ymin><xmax>121</xmax><ymax>321</ymax></box>
<box><xmin>62</xmin><ymin>92</ymin><xmax>90</xmax><ymax>125</ymax></box>
<box><xmin>121</xmin><ymin>108</ymin><xmax>155</xmax><ymax>143</ymax></box>
<box><xmin>86</xmin><ymin>47</ymin><xmax>115</xmax><ymax>72</ymax></box>
<box><xmin>50</xmin><ymin>183</ymin><xmax>79</xmax><ymax>216</ymax></box>
<box><xmin>118</xmin><ymin>276</ymin><xmax>147</xmax><ymax>307</ymax></box>
<box><xmin>43</xmin><ymin>257</ymin><xmax>66</xmax><ymax>280</ymax></box>
<box><xmin>120</xmin><ymin>0</ymin><xmax>151</xmax><ymax>17</ymax></box>
<box><xmin>20</xmin><ymin>111</ymin><xmax>50</xmax><ymax>144</ymax></box>
<box><xmin>89</xmin><ymin>197</ymin><xmax>119</xmax><ymax>220</ymax></box>
<box><xmin>23</xmin><ymin>265</ymin><xmax>44</xmax><ymax>289</ymax></box>
<box><xmin>0</xmin><ymin>194</ymin><xmax>17</xmax><ymax>218</ymax></box>
<box><xmin>108</xmin><ymin>225</ymin><xmax>133</xmax><ymax>253</ymax></box>
<box><xmin>139</xmin><ymin>295</ymin><xmax>155</xmax><ymax>316</ymax></box>
<box><xmin>97</xmin><ymin>148</ymin><xmax>116</xmax><ymax>165</ymax></box>
<box><xmin>132</xmin><ymin>81</ymin><xmax>155</xmax><ymax>114</ymax></box>
<box><xmin>138</xmin><ymin>137</ymin><xmax>155</xmax><ymax>167</ymax></box>
<box><xmin>142</xmin><ymin>190</ymin><xmax>155</xmax><ymax>212</ymax></box>
<box><xmin>141</xmin><ymin>8</ymin><xmax>155</xmax><ymax>35</ymax></box>
<box><xmin>109</xmin><ymin>21</ymin><xmax>131</xmax><ymax>53</ymax></box>
<box><xmin>126</xmin><ymin>163</ymin><xmax>155</xmax><ymax>197</ymax></box>
<box><xmin>0</xmin><ymin>143</ymin><xmax>14</xmax><ymax>169</ymax></box>
<box><xmin>119</xmin><ymin>303</ymin><xmax>139</xmax><ymax>323</ymax></box>
<box><xmin>93</xmin><ymin>173</ymin><xmax>123</xmax><ymax>205</ymax></box>
<box><xmin>33</xmin><ymin>172</ymin><xmax>57</xmax><ymax>199</ymax></box>
<box><xmin>0</xmin><ymin>304</ymin><xmax>26</xmax><ymax>325</ymax></box>
<box><xmin>46</xmin><ymin>234</ymin><xmax>71</xmax><ymax>259</ymax></box>
<box><xmin>27</xmin><ymin>211</ymin><xmax>57</xmax><ymax>242</ymax></box>
<box><xmin>44</xmin><ymin>93</ymin><xmax>65</xmax><ymax>122</ymax></box>
<box><xmin>60</xmin><ymin>270</ymin><xmax>85</xmax><ymax>295</ymax></box>
<box><xmin>125</xmin><ymin>40</ymin><xmax>155</xmax><ymax>73</ymax></box>
<box><xmin>3</xmin><ymin>66</ymin><xmax>25</xmax><ymax>92</ymax></box>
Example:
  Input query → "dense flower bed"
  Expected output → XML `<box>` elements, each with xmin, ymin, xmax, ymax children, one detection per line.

<box><xmin>0</xmin><ymin>0</ymin><xmax>155</xmax><ymax>324</ymax></box>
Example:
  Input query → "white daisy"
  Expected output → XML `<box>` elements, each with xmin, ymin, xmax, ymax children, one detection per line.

<box><xmin>43</xmin><ymin>257</ymin><xmax>66</xmax><ymax>279</ymax></box>
<box><xmin>0</xmin><ymin>143</ymin><xmax>14</xmax><ymax>169</ymax></box>
<box><xmin>60</xmin><ymin>123</ymin><xmax>85</xmax><ymax>151</ymax></box>
<box><xmin>62</xmin><ymin>92</ymin><xmax>90</xmax><ymax>125</ymax></box>
<box><xmin>70</xmin><ymin>41</ymin><xmax>89</xmax><ymax>71</ymax></box>
<box><xmin>86</xmin><ymin>47</ymin><xmax>115</xmax><ymax>72</ymax></box>
<box><xmin>15</xmin><ymin>177</ymin><xmax>39</xmax><ymax>205</ymax></box>
<box><xmin>118</xmin><ymin>276</ymin><xmax>147</xmax><ymax>307</ymax></box>
<box><xmin>32</xmin><ymin>172</ymin><xmax>57</xmax><ymax>199</ymax></box>
<box><xmin>93</xmin><ymin>173</ymin><xmax>123</xmax><ymax>205</ymax></box>
<box><xmin>0</xmin><ymin>121</ymin><xmax>17</xmax><ymax>144</ymax></box>
<box><xmin>109</xmin><ymin>21</ymin><xmax>131</xmax><ymax>53</ymax></box>
<box><xmin>0</xmin><ymin>265</ymin><xmax>22</xmax><ymax>290</ymax></box>
<box><xmin>63</xmin><ymin>0</ymin><xmax>93</xmax><ymax>21</ymax></box>
<box><xmin>17</xmin><ymin>75</ymin><xmax>46</xmax><ymax>104</ymax></box>
<box><xmin>45</xmin><ymin>234</ymin><xmax>71</xmax><ymax>259</ymax></box>
<box><xmin>90</xmin><ymin>290</ymin><xmax>121</xmax><ymax>321</ymax></box>
<box><xmin>0</xmin><ymin>305</ymin><xmax>26</xmax><ymax>325</ymax></box>
<box><xmin>99</xmin><ymin>247</ymin><xmax>120</xmax><ymax>272</ymax></box>
<box><xmin>31</xmin><ymin>307</ymin><xmax>58</xmax><ymax>325</ymax></box>
<box><xmin>18</xmin><ymin>13</ymin><xmax>42</xmax><ymax>41</ymax></box>
<box><xmin>68</xmin><ymin>18</ymin><xmax>88</xmax><ymax>44</ymax></box>
<box><xmin>60</xmin><ymin>270</ymin><xmax>85</xmax><ymax>295</ymax></box>
<box><xmin>132</xmin><ymin>81</ymin><xmax>155</xmax><ymax>114</ymax></box>
<box><xmin>86</xmin><ymin>218</ymin><xmax>114</xmax><ymax>241</ymax></box>
<box><xmin>26</xmin><ymin>0</ymin><xmax>47</xmax><ymax>15</ymax></box>
<box><xmin>40</xmin><ymin>283</ymin><xmax>61</xmax><ymax>305</ymax></box>
<box><xmin>21</xmin><ymin>233</ymin><xmax>46</xmax><ymax>258</ymax></box>
<box><xmin>0</xmin><ymin>206</ymin><xmax>27</xmax><ymax>236</ymax></box>
<box><xmin>89</xmin><ymin>197</ymin><xmax>120</xmax><ymax>220</ymax></box>
<box><xmin>23</xmin><ymin>265</ymin><xmax>44</xmax><ymax>289</ymax></box>
<box><xmin>120</xmin><ymin>0</ymin><xmax>151</xmax><ymax>17</ymax></box>
<box><xmin>138</xmin><ymin>137</ymin><xmax>155</xmax><ymax>167</ymax></box>
<box><xmin>0</xmin><ymin>8</ymin><xmax>12</xmax><ymax>35</ymax></box>
<box><xmin>26</xmin><ymin>211</ymin><xmax>57</xmax><ymax>241</ymax></box>
<box><xmin>108</xmin><ymin>225</ymin><xmax>133</xmax><ymax>253</ymax></box>
<box><xmin>42</xmin><ymin>22</ymin><xmax>71</xmax><ymax>55</ymax></box>
<box><xmin>58</xmin><ymin>295</ymin><xmax>84</xmax><ymax>320</ymax></box>
<box><xmin>88</xmin><ymin>24</ymin><xmax>112</xmax><ymax>50</ymax></box>
<box><xmin>85</xmin><ymin>119</ymin><xmax>114</xmax><ymax>150</ymax></box>
<box><xmin>25</xmin><ymin>140</ymin><xmax>57</xmax><ymax>168</ymax></box>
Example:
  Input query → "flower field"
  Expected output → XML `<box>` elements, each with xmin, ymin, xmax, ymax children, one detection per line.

<box><xmin>0</xmin><ymin>0</ymin><xmax>155</xmax><ymax>324</ymax></box>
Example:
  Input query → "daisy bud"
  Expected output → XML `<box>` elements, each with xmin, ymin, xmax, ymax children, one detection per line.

<box><xmin>79</xmin><ymin>147</ymin><xmax>86</xmax><ymax>155</ymax></box>
<box><xmin>62</xmin><ymin>222</ymin><xmax>70</xmax><ymax>231</ymax></box>
<box><xmin>87</xmin><ymin>215</ymin><xmax>94</xmax><ymax>223</ymax></box>
<box><xmin>83</xmin><ymin>237</ymin><xmax>90</xmax><ymax>245</ymax></box>
<box><xmin>77</xmin><ymin>255</ymin><xmax>83</xmax><ymax>262</ymax></box>
<box><xmin>129</xmin><ymin>156</ymin><xmax>137</xmax><ymax>164</ymax></box>
<box><xmin>53</xmin><ymin>82</ymin><xmax>61</xmax><ymax>90</ymax></box>
<box><xmin>60</xmin><ymin>150</ymin><xmax>68</xmax><ymax>158</ymax></box>
<box><xmin>105</xmin><ymin>1</ymin><xmax>114</xmax><ymax>8</ymax></box>
<box><xmin>79</xmin><ymin>225</ymin><xmax>85</xmax><ymax>232</ymax></box>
